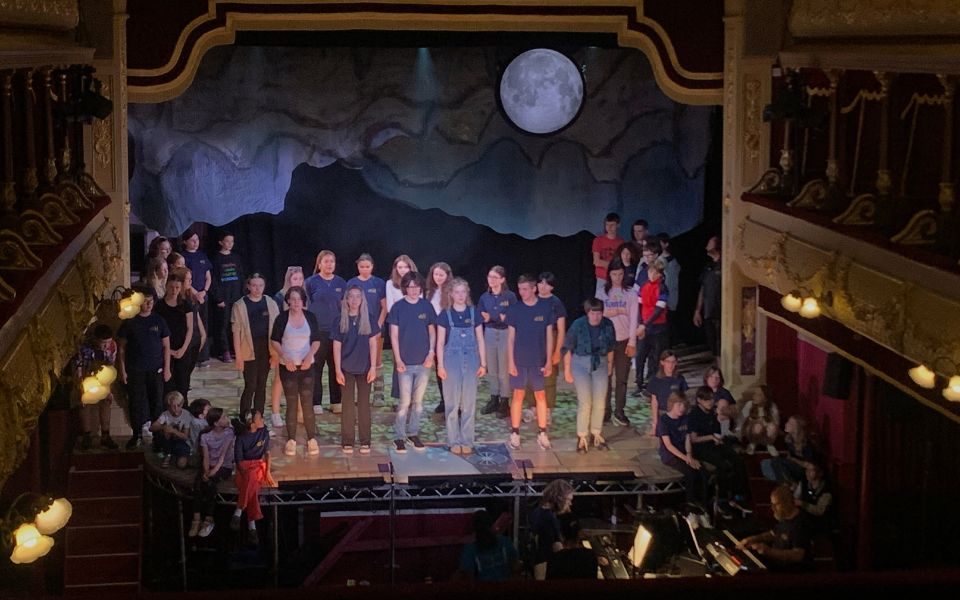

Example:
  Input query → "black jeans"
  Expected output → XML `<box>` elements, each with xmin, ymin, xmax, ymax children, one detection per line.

<box><xmin>693</xmin><ymin>442</ymin><xmax>750</xmax><ymax>500</ymax></box>
<box><xmin>193</xmin><ymin>466</ymin><xmax>233</xmax><ymax>517</ymax></box>
<box><xmin>312</xmin><ymin>331</ymin><xmax>341</xmax><ymax>406</ymax></box>
<box><xmin>606</xmin><ymin>340</ymin><xmax>629</xmax><ymax>416</ymax></box>
<box><xmin>214</xmin><ymin>302</ymin><xmax>233</xmax><ymax>356</ymax></box>
<box><xmin>165</xmin><ymin>355</ymin><xmax>192</xmax><ymax>401</ymax></box>
<box><xmin>240</xmin><ymin>338</ymin><xmax>271</xmax><ymax>417</ymax></box>
<box><xmin>341</xmin><ymin>372</ymin><xmax>372</xmax><ymax>446</ymax></box>
<box><xmin>126</xmin><ymin>368</ymin><xmax>163</xmax><ymax>435</ymax></box>
<box><xmin>197</xmin><ymin>299</ymin><xmax>211</xmax><ymax>362</ymax></box>
<box><xmin>280</xmin><ymin>366</ymin><xmax>316</xmax><ymax>440</ymax></box>
<box><xmin>704</xmin><ymin>316</ymin><xmax>720</xmax><ymax>358</ymax></box>
<box><xmin>663</xmin><ymin>456</ymin><xmax>707</xmax><ymax>504</ymax></box>
<box><xmin>636</xmin><ymin>324</ymin><xmax>667</xmax><ymax>389</ymax></box>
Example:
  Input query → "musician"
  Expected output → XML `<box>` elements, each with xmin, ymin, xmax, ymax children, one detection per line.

<box><xmin>738</xmin><ymin>485</ymin><xmax>813</xmax><ymax>571</ymax></box>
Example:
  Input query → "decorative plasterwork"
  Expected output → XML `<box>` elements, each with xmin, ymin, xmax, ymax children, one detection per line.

<box><xmin>127</xmin><ymin>0</ymin><xmax>723</xmax><ymax>105</ymax></box>
<box><xmin>790</xmin><ymin>0</ymin><xmax>960</xmax><ymax>38</ymax></box>
<box><xmin>0</xmin><ymin>0</ymin><xmax>79</xmax><ymax>31</ymax></box>
<box><xmin>735</xmin><ymin>216</ymin><xmax>960</xmax><ymax>375</ymax></box>
<box><xmin>0</xmin><ymin>218</ymin><xmax>122</xmax><ymax>492</ymax></box>
<box><xmin>743</xmin><ymin>77</ymin><xmax>762</xmax><ymax>169</ymax></box>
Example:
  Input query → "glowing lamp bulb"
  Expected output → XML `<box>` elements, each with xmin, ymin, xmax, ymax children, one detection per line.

<box><xmin>908</xmin><ymin>364</ymin><xmax>937</xmax><ymax>389</ymax></box>
<box><xmin>118</xmin><ymin>298</ymin><xmax>140</xmax><ymax>320</ymax></box>
<box><xmin>9</xmin><ymin>524</ymin><xmax>54</xmax><ymax>564</ymax></box>
<box><xmin>34</xmin><ymin>498</ymin><xmax>72</xmax><ymax>535</ymax></box>
<box><xmin>780</xmin><ymin>293</ymin><xmax>802</xmax><ymax>313</ymax></box>
<box><xmin>81</xmin><ymin>376</ymin><xmax>102</xmax><ymax>395</ymax></box>
<box><xmin>943</xmin><ymin>376</ymin><xmax>960</xmax><ymax>403</ymax></box>
<box><xmin>95</xmin><ymin>365</ymin><xmax>117</xmax><ymax>386</ymax></box>
<box><xmin>129</xmin><ymin>291</ymin><xmax>145</xmax><ymax>306</ymax></box>
<box><xmin>799</xmin><ymin>297</ymin><xmax>821</xmax><ymax>318</ymax></box>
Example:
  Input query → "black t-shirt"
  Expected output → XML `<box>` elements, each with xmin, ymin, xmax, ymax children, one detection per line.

<box><xmin>212</xmin><ymin>251</ymin><xmax>244</xmax><ymax>304</ymax></box>
<box><xmin>656</xmin><ymin>413</ymin><xmax>689</xmax><ymax>464</ymax></box>
<box><xmin>117</xmin><ymin>312</ymin><xmax>170</xmax><ymax>372</ymax></box>
<box><xmin>699</xmin><ymin>260</ymin><xmax>722</xmax><ymax>319</ymax></box>
<box><xmin>771</xmin><ymin>513</ymin><xmax>813</xmax><ymax>571</ymax></box>
<box><xmin>546</xmin><ymin>548</ymin><xmax>597</xmax><ymax>580</ymax></box>
<box><xmin>688</xmin><ymin>405</ymin><xmax>721</xmax><ymax>443</ymax></box>
<box><xmin>529</xmin><ymin>507</ymin><xmax>563</xmax><ymax>564</ymax></box>
<box><xmin>156</xmin><ymin>299</ymin><xmax>190</xmax><ymax>350</ymax></box>
<box><xmin>244</xmin><ymin>296</ymin><xmax>270</xmax><ymax>340</ymax></box>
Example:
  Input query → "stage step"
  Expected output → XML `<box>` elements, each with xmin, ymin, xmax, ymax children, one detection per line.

<box><xmin>63</xmin><ymin>452</ymin><xmax>143</xmax><ymax>594</ymax></box>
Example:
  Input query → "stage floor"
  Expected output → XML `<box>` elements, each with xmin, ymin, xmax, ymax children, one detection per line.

<box><xmin>149</xmin><ymin>349</ymin><xmax>712</xmax><ymax>489</ymax></box>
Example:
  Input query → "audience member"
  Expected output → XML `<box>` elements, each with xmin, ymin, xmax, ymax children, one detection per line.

<box><xmin>693</xmin><ymin>235</ymin><xmax>722</xmax><ymax>358</ymax></box>
<box><xmin>529</xmin><ymin>479</ymin><xmax>574</xmax><ymax>580</ymax></box>
<box><xmin>456</xmin><ymin>510</ymin><xmax>519</xmax><ymax>582</ymax></box>
<box><xmin>741</xmin><ymin>384</ymin><xmax>780</xmax><ymax>455</ymax></box>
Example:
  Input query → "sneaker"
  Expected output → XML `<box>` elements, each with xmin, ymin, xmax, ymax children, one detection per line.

<box><xmin>407</xmin><ymin>435</ymin><xmax>426</xmax><ymax>451</ymax></box>
<box><xmin>100</xmin><ymin>435</ymin><xmax>119</xmax><ymax>450</ymax></box>
<box><xmin>188</xmin><ymin>520</ymin><xmax>201</xmax><ymax>538</ymax></box>
<box><xmin>198</xmin><ymin>360</ymin><xmax>210</xmax><ymax>369</ymax></box>
<box><xmin>631</xmin><ymin>388</ymin><xmax>644</xmax><ymax>398</ymax></box>
<box><xmin>313</xmin><ymin>404</ymin><xmax>323</xmax><ymax>415</ymax></box>
<box><xmin>521</xmin><ymin>408</ymin><xmax>534</xmax><ymax>423</ymax></box>
<box><xmin>460</xmin><ymin>446</ymin><xmax>473</xmax><ymax>456</ymax></box>
<box><xmin>745</xmin><ymin>443</ymin><xmax>756</xmax><ymax>455</ymax></box>
<box><xmin>284</xmin><ymin>439</ymin><xmax>297</xmax><ymax>456</ymax></box>
<box><xmin>342</xmin><ymin>445</ymin><xmax>354</xmax><ymax>455</ymax></box>
<box><xmin>331</xmin><ymin>403</ymin><xmax>342</xmax><ymax>415</ymax></box>
<box><xmin>271</xmin><ymin>412</ymin><xmax>284</xmax><ymax>428</ymax></box>
<box><xmin>79</xmin><ymin>433</ymin><xmax>93</xmax><ymax>451</ymax></box>
<box><xmin>434</xmin><ymin>401</ymin><xmax>445</xmax><ymax>414</ymax></box>
<box><xmin>307</xmin><ymin>439</ymin><xmax>320</xmax><ymax>455</ymax></box>
<box><xmin>359</xmin><ymin>444</ymin><xmax>371</xmax><ymax>455</ymax></box>
<box><xmin>393</xmin><ymin>439</ymin><xmax>407</xmax><ymax>454</ymax></box>
<box><xmin>481</xmin><ymin>395</ymin><xmax>500</xmax><ymax>415</ymax></box>
<box><xmin>496</xmin><ymin>397</ymin><xmax>510</xmax><ymax>419</ymax></box>
<box><xmin>221</xmin><ymin>352</ymin><xmax>233</xmax><ymax>363</ymax></box>
<box><xmin>124</xmin><ymin>436</ymin><xmax>142</xmax><ymax>451</ymax></box>
<box><xmin>766</xmin><ymin>444</ymin><xmax>779</xmax><ymax>457</ymax></box>
<box><xmin>141</xmin><ymin>422</ymin><xmax>152</xmax><ymax>437</ymax></box>
<box><xmin>509</xmin><ymin>432</ymin><xmax>521</xmax><ymax>449</ymax></box>
<box><xmin>577</xmin><ymin>437</ymin><xmax>589</xmax><ymax>455</ymax></box>
<box><xmin>198</xmin><ymin>520</ymin><xmax>215</xmax><ymax>538</ymax></box>
<box><xmin>611</xmin><ymin>412</ymin><xmax>630</xmax><ymax>427</ymax></box>
<box><xmin>247</xmin><ymin>527</ymin><xmax>259</xmax><ymax>546</ymax></box>
<box><xmin>230</xmin><ymin>514</ymin><xmax>241</xmax><ymax>531</ymax></box>
<box><xmin>537</xmin><ymin>432</ymin><xmax>552</xmax><ymax>450</ymax></box>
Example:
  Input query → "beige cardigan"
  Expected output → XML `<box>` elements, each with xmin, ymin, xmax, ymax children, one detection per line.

<box><xmin>231</xmin><ymin>295</ymin><xmax>280</xmax><ymax>361</ymax></box>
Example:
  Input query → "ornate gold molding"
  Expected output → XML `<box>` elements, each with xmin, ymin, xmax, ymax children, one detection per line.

<box><xmin>0</xmin><ymin>0</ymin><xmax>79</xmax><ymax>31</ymax></box>
<box><xmin>0</xmin><ymin>217</ymin><xmax>122</xmax><ymax>491</ymax></box>
<box><xmin>790</xmin><ymin>0</ymin><xmax>960</xmax><ymax>38</ymax></box>
<box><xmin>743</xmin><ymin>76</ymin><xmax>762</xmax><ymax>169</ymax></box>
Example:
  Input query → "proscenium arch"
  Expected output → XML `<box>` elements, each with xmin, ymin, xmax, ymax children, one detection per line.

<box><xmin>126</xmin><ymin>0</ymin><xmax>724</xmax><ymax>106</ymax></box>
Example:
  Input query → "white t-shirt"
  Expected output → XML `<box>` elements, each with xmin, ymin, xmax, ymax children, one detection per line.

<box><xmin>386</xmin><ymin>282</ymin><xmax>404</xmax><ymax>313</ymax></box>
<box><xmin>281</xmin><ymin>316</ymin><xmax>312</xmax><ymax>366</ymax></box>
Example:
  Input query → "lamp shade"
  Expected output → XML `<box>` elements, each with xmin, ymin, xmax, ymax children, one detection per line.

<box><xmin>943</xmin><ymin>376</ymin><xmax>960</xmax><ymax>403</ymax></box>
<box><xmin>799</xmin><ymin>297</ymin><xmax>821</xmax><ymax>318</ymax></box>
<box><xmin>95</xmin><ymin>365</ymin><xmax>117</xmax><ymax>386</ymax></box>
<box><xmin>118</xmin><ymin>298</ymin><xmax>140</xmax><ymax>320</ymax></box>
<box><xmin>81</xmin><ymin>376</ymin><xmax>102</xmax><ymax>395</ymax></box>
<box><xmin>9</xmin><ymin>523</ymin><xmax>54</xmax><ymax>564</ymax></box>
<box><xmin>780</xmin><ymin>293</ymin><xmax>802</xmax><ymax>313</ymax></box>
<box><xmin>81</xmin><ymin>391</ymin><xmax>105</xmax><ymax>405</ymax></box>
<box><xmin>908</xmin><ymin>364</ymin><xmax>937</xmax><ymax>389</ymax></box>
<box><xmin>129</xmin><ymin>290</ymin><xmax>145</xmax><ymax>306</ymax></box>
<box><xmin>34</xmin><ymin>498</ymin><xmax>72</xmax><ymax>535</ymax></box>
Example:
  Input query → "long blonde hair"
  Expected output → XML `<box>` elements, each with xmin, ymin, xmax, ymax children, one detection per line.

<box><xmin>390</xmin><ymin>254</ymin><xmax>418</xmax><ymax>290</ymax></box>
<box><xmin>145</xmin><ymin>257</ymin><xmax>168</xmax><ymax>299</ymax></box>
<box><xmin>280</xmin><ymin>266</ymin><xmax>305</xmax><ymax>305</ymax></box>
<box><xmin>339</xmin><ymin>285</ymin><xmax>372</xmax><ymax>336</ymax></box>
<box><xmin>446</xmin><ymin>277</ymin><xmax>473</xmax><ymax>307</ymax></box>
<box><xmin>426</xmin><ymin>261</ymin><xmax>453</xmax><ymax>310</ymax></box>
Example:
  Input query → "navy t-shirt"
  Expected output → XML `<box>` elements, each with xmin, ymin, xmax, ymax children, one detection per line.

<box><xmin>437</xmin><ymin>306</ymin><xmax>477</xmax><ymax>345</ymax></box>
<box><xmin>687</xmin><ymin>405</ymin><xmax>721</xmax><ymax>442</ymax></box>
<box><xmin>387</xmin><ymin>298</ymin><xmax>436</xmax><ymax>365</ymax></box>
<box><xmin>540</xmin><ymin>295</ymin><xmax>567</xmax><ymax>328</ymax></box>
<box><xmin>506</xmin><ymin>299</ymin><xmax>555</xmax><ymax>367</ymax></box>
<box><xmin>529</xmin><ymin>507</ymin><xmax>562</xmax><ymax>564</ymax></box>
<box><xmin>244</xmin><ymin>296</ymin><xmax>270</xmax><ymax>340</ymax></box>
<box><xmin>346</xmin><ymin>275</ymin><xmax>386</xmax><ymax>322</ymax></box>
<box><xmin>305</xmin><ymin>274</ymin><xmax>346</xmax><ymax>333</ymax></box>
<box><xmin>182</xmin><ymin>249</ymin><xmax>211</xmax><ymax>293</ymax></box>
<box><xmin>118</xmin><ymin>312</ymin><xmax>170</xmax><ymax>372</ymax></box>
<box><xmin>713</xmin><ymin>386</ymin><xmax>735</xmax><ymax>404</ymax></box>
<box><xmin>647</xmin><ymin>374</ymin><xmax>689</xmax><ymax>405</ymax></box>
<box><xmin>234</xmin><ymin>426</ymin><xmax>269</xmax><ymax>463</ymax></box>
<box><xmin>477</xmin><ymin>290</ymin><xmax>517</xmax><ymax>330</ymax></box>
<box><xmin>657</xmin><ymin>413</ymin><xmax>690</xmax><ymax>463</ymax></box>
<box><xmin>331</xmin><ymin>314</ymin><xmax>381</xmax><ymax>374</ymax></box>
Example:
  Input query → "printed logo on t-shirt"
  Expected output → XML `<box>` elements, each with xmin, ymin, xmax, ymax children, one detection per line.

<box><xmin>367</xmin><ymin>287</ymin><xmax>377</xmax><ymax>294</ymax></box>
<box><xmin>533</xmin><ymin>315</ymin><xmax>544</xmax><ymax>322</ymax></box>
<box><xmin>260</xmin><ymin>310</ymin><xmax>268</xmax><ymax>317</ymax></box>
<box><xmin>499</xmin><ymin>301</ymin><xmax>509</xmax><ymax>307</ymax></box>
<box><xmin>335</xmin><ymin>287</ymin><xmax>343</xmax><ymax>293</ymax></box>
<box><xmin>464</xmin><ymin>318</ymin><xmax>473</xmax><ymax>325</ymax></box>
<box><xmin>418</xmin><ymin>313</ymin><xmax>428</xmax><ymax>320</ymax></box>
<box><xmin>200</xmin><ymin>259</ymin><xmax>207</xmax><ymax>265</ymax></box>
<box><xmin>256</xmin><ymin>439</ymin><xmax>264</xmax><ymax>448</ymax></box>
<box><xmin>149</xmin><ymin>325</ymin><xmax>160</xmax><ymax>333</ymax></box>
<box><xmin>678</xmin><ymin>423</ymin><xmax>688</xmax><ymax>433</ymax></box>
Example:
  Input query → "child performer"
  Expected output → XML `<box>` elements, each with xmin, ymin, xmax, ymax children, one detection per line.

<box><xmin>477</xmin><ymin>266</ymin><xmax>516</xmax><ymax>418</ymax></box>
<box><xmin>304</xmin><ymin>250</ymin><xmax>346</xmax><ymax>414</ymax></box>
<box><xmin>189</xmin><ymin>407</ymin><xmax>234</xmax><ymax>538</ymax></box>
<box><xmin>347</xmin><ymin>254</ymin><xmax>387</xmax><ymax>405</ymax></box>
<box><xmin>270</xmin><ymin>266</ymin><xmax>305</xmax><ymax>428</ymax></box>
<box><xmin>333</xmin><ymin>285</ymin><xmax>380</xmax><ymax>454</ymax></box>
<box><xmin>232</xmin><ymin>409</ymin><xmax>276</xmax><ymax>546</ymax></box>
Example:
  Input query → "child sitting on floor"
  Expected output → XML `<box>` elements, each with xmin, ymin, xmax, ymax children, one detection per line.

<box><xmin>187</xmin><ymin>398</ymin><xmax>211</xmax><ymax>462</ymax></box>
<box><xmin>151</xmin><ymin>391</ymin><xmax>194</xmax><ymax>468</ymax></box>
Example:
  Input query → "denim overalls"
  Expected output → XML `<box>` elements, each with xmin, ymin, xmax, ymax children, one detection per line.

<box><xmin>443</xmin><ymin>307</ymin><xmax>480</xmax><ymax>448</ymax></box>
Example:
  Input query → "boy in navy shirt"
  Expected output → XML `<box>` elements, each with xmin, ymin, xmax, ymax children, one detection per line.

<box><xmin>506</xmin><ymin>274</ymin><xmax>555</xmax><ymax>450</ymax></box>
<box><xmin>387</xmin><ymin>272</ymin><xmax>436</xmax><ymax>453</ymax></box>
<box><xmin>211</xmin><ymin>231</ymin><xmax>244</xmax><ymax>362</ymax></box>
<box><xmin>657</xmin><ymin>392</ymin><xmax>706</xmax><ymax>504</ymax></box>
<box><xmin>181</xmin><ymin>228</ymin><xmax>213</xmax><ymax>365</ymax></box>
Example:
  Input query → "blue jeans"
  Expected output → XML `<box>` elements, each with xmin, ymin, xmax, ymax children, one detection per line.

<box><xmin>395</xmin><ymin>364</ymin><xmax>429</xmax><ymax>439</ymax></box>
<box><xmin>484</xmin><ymin>327</ymin><xmax>510</xmax><ymax>397</ymax></box>
<box><xmin>571</xmin><ymin>354</ymin><xmax>608</xmax><ymax>437</ymax></box>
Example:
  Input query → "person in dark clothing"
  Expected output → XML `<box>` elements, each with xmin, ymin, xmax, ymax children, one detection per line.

<box><xmin>738</xmin><ymin>485</ymin><xmax>814</xmax><ymax>572</ymax></box>
<box><xmin>155</xmin><ymin>273</ymin><xmax>193</xmax><ymax>400</ymax></box>
<box><xmin>456</xmin><ymin>510</ymin><xmax>519</xmax><ymax>582</ymax></box>
<box><xmin>657</xmin><ymin>392</ymin><xmax>706</xmax><ymax>505</ymax></box>
<box><xmin>181</xmin><ymin>228</ymin><xmax>213</xmax><ymax>365</ymax></box>
<box><xmin>546</xmin><ymin>517</ymin><xmax>598</xmax><ymax>580</ymax></box>
<box><xmin>231</xmin><ymin>274</ymin><xmax>279</xmax><ymax>417</ymax></box>
<box><xmin>693</xmin><ymin>235</ymin><xmax>722</xmax><ymax>359</ymax></box>
<box><xmin>795</xmin><ymin>462</ymin><xmax>835</xmax><ymax>535</ymax></box>
<box><xmin>211</xmin><ymin>231</ymin><xmax>244</xmax><ymax>362</ymax></box>
<box><xmin>529</xmin><ymin>479</ymin><xmax>574</xmax><ymax>580</ymax></box>
<box><xmin>687</xmin><ymin>386</ymin><xmax>750</xmax><ymax>515</ymax></box>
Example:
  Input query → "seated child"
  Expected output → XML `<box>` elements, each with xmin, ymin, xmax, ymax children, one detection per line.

<box><xmin>740</xmin><ymin>384</ymin><xmax>780</xmax><ymax>455</ymax></box>
<box><xmin>189</xmin><ymin>407</ymin><xmax>235</xmax><ymax>538</ymax></box>
<box><xmin>151</xmin><ymin>391</ymin><xmax>193</xmax><ymax>468</ymax></box>
<box><xmin>232</xmin><ymin>409</ymin><xmax>276</xmax><ymax>546</ymax></box>
<box><xmin>74</xmin><ymin>324</ymin><xmax>119</xmax><ymax>451</ymax></box>
<box><xmin>186</xmin><ymin>398</ymin><xmax>211</xmax><ymax>461</ymax></box>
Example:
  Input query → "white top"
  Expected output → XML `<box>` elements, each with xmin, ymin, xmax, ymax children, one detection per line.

<box><xmin>281</xmin><ymin>317</ymin><xmax>312</xmax><ymax>365</ymax></box>
<box><xmin>429</xmin><ymin>289</ymin><xmax>443</xmax><ymax>315</ymax></box>
<box><xmin>597</xmin><ymin>285</ymin><xmax>639</xmax><ymax>343</ymax></box>
<box><xmin>386</xmin><ymin>282</ymin><xmax>404</xmax><ymax>312</ymax></box>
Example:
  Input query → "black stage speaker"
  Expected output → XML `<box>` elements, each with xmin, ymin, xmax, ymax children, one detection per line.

<box><xmin>822</xmin><ymin>353</ymin><xmax>853</xmax><ymax>399</ymax></box>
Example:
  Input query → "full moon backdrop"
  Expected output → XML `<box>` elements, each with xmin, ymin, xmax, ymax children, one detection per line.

<box><xmin>129</xmin><ymin>45</ymin><xmax>717</xmax><ymax>324</ymax></box>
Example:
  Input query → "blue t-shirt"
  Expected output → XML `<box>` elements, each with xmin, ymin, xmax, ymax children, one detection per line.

<box><xmin>459</xmin><ymin>536</ymin><xmax>518</xmax><ymax>582</ymax></box>
<box><xmin>657</xmin><ymin>413</ymin><xmax>690</xmax><ymax>463</ymax></box>
<box><xmin>117</xmin><ymin>312</ymin><xmax>171</xmax><ymax>372</ymax></box>
<box><xmin>234</xmin><ymin>425</ymin><xmax>269</xmax><ymax>463</ymax></box>
<box><xmin>182</xmin><ymin>249</ymin><xmax>212</xmax><ymax>293</ymax></box>
<box><xmin>506</xmin><ymin>299</ymin><xmax>556</xmax><ymax>367</ymax></box>
<box><xmin>387</xmin><ymin>298</ymin><xmax>436</xmax><ymax>365</ymax></box>
<box><xmin>713</xmin><ymin>386</ymin><xmax>735</xmax><ymax>404</ymax></box>
<box><xmin>330</xmin><ymin>314</ymin><xmax>381</xmax><ymax>375</ymax></box>
<box><xmin>346</xmin><ymin>275</ymin><xmax>386</xmax><ymax>323</ymax></box>
<box><xmin>647</xmin><ymin>374</ymin><xmax>689</xmax><ymax>405</ymax></box>
<box><xmin>437</xmin><ymin>306</ymin><xmax>477</xmax><ymax>346</ymax></box>
<box><xmin>477</xmin><ymin>290</ymin><xmax>517</xmax><ymax>330</ymax></box>
<box><xmin>304</xmin><ymin>274</ymin><xmax>347</xmax><ymax>333</ymax></box>
<box><xmin>540</xmin><ymin>295</ymin><xmax>567</xmax><ymax>328</ymax></box>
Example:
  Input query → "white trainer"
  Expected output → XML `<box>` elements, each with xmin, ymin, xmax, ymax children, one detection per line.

<box><xmin>284</xmin><ymin>439</ymin><xmax>297</xmax><ymax>456</ymax></box>
<box><xmin>307</xmin><ymin>438</ymin><xmax>320</xmax><ymax>455</ymax></box>
<box><xmin>537</xmin><ymin>432</ymin><xmax>552</xmax><ymax>450</ymax></box>
<box><xmin>509</xmin><ymin>432</ymin><xmax>521</xmax><ymax>449</ymax></box>
<box><xmin>271</xmin><ymin>412</ymin><xmax>284</xmax><ymax>428</ymax></box>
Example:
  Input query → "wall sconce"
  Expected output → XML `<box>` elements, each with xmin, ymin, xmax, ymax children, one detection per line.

<box><xmin>908</xmin><ymin>358</ymin><xmax>960</xmax><ymax>403</ymax></box>
<box><xmin>80</xmin><ymin>364</ymin><xmax>117</xmax><ymax>405</ymax></box>
<box><xmin>781</xmin><ymin>289</ymin><xmax>831</xmax><ymax>319</ymax></box>
<box><xmin>799</xmin><ymin>297</ymin><xmax>821</xmax><ymax>318</ymax></box>
<box><xmin>780</xmin><ymin>291</ymin><xmax>802</xmax><ymax>313</ymax></box>
<box><xmin>1</xmin><ymin>494</ymin><xmax>72</xmax><ymax>564</ymax></box>
<box><xmin>114</xmin><ymin>287</ymin><xmax>145</xmax><ymax>320</ymax></box>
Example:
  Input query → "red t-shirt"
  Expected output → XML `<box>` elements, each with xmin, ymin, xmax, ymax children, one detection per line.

<box><xmin>640</xmin><ymin>278</ymin><xmax>669</xmax><ymax>326</ymax></box>
<box><xmin>592</xmin><ymin>235</ymin><xmax>623</xmax><ymax>280</ymax></box>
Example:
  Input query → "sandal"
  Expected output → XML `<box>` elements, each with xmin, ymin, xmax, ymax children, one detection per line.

<box><xmin>577</xmin><ymin>436</ymin><xmax>589</xmax><ymax>455</ymax></box>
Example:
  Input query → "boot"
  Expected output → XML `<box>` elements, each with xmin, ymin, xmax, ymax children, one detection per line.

<box><xmin>496</xmin><ymin>396</ymin><xmax>511</xmax><ymax>419</ymax></box>
<box><xmin>481</xmin><ymin>395</ymin><xmax>500</xmax><ymax>415</ymax></box>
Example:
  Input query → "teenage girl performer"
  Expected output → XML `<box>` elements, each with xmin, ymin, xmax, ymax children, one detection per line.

<box><xmin>477</xmin><ymin>266</ymin><xmax>516</xmax><ymax>418</ymax></box>
<box><xmin>426</xmin><ymin>262</ymin><xmax>453</xmax><ymax>415</ymax></box>
<box><xmin>270</xmin><ymin>266</ymin><xmax>305</xmax><ymax>428</ymax></box>
<box><xmin>304</xmin><ymin>250</ymin><xmax>346</xmax><ymax>414</ymax></box>
<box><xmin>346</xmin><ymin>254</ymin><xmax>387</xmax><ymax>404</ymax></box>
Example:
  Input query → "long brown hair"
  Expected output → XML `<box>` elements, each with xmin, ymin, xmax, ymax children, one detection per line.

<box><xmin>426</xmin><ymin>262</ymin><xmax>453</xmax><ymax>310</ymax></box>
<box><xmin>486</xmin><ymin>265</ymin><xmax>509</xmax><ymax>292</ymax></box>
<box><xmin>313</xmin><ymin>250</ymin><xmax>335</xmax><ymax>275</ymax></box>
<box><xmin>390</xmin><ymin>254</ymin><xmax>418</xmax><ymax>290</ymax></box>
